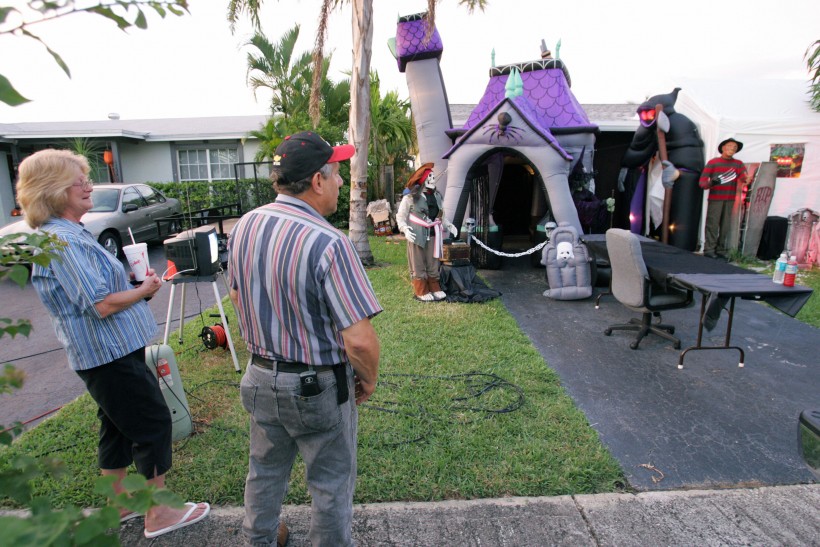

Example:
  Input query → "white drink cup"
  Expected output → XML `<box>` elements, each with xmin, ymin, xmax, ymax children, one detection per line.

<box><xmin>122</xmin><ymin>242</ymin><xmax>150</xmax><ymax>282</ymax></box>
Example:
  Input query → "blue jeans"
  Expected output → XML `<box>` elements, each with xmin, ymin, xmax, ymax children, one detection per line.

<box><xmin>240</xmin><ymin>362</ymin><xmax>357</xmax><ymax>547</ymax></box>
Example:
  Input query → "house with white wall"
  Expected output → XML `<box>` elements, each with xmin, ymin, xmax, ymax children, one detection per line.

<box><xmin>0</xmin><ymin>109</ymin><xmax>639</xmax><ymax>230</ymax></box>
<box><xmin>0</xmin><ymin>115</ymin><xmax>268</xmax><ymax>226</ymax></box>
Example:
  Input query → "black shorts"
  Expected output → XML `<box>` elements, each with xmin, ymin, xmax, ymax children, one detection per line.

<box><xmin>76</xmin><ymin>348</ymin><xmax>172</xmax><ymax>479</ymax></box>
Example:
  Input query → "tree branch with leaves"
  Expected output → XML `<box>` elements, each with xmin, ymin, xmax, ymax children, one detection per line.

<box><xmin>806</xmin><ymin>40</ymin><xmax>820</xmax><ymax>112</ymax></box>
<box><xmin>0</xmin><ymin>0</ymin><xmax>189</xmax><ymax>106</ymax></box>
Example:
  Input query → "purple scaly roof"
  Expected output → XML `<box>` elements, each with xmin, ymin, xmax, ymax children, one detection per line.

<box><xmin>395</xmin><ymin>12</ymin><xmax>443</xmax><ymax>72</ymax></box>
<box><xmin>442</xmin><ymin>96</ymin><xmax>572</xmax><ymax>160</ymax></box>
<box><xmin>464</xmin><ymin>59</ymin><xmax>596</xmax><ymax>133</ymax></box>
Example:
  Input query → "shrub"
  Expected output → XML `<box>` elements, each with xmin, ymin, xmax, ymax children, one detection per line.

<box><xmin>149</xmin><ymin>178</ymin><xmax>351</xmax><ymax>229</ymax></box>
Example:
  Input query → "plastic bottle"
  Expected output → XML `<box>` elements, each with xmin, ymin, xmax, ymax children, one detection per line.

<box><xmin>772</xmin><ymin>252</ymin><xmax>788</xmax><ymax>284</ymax></box>
<box><xmin>783</xmin><ymin>255</ymin><xmax>798</xmax><ymax>287</ymax></box>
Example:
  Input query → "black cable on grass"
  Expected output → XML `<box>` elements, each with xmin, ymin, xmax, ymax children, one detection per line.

<box><xmin>361</xmin><ymin>371</ymin><xmax>525</xmax><ymax>447</ymax></box>
<box><xmin>187</xmin><ymin>379</ymin><xmax>241</xmax><ymax>391</ymax></box>
<box><xmin>450</xmin><ymin>372</ymin><xmax>525</xmax><ymax>414</ymax></box>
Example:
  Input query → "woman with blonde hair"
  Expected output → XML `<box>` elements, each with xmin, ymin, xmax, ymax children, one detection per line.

<box><xmin>17</xmin><ymin>149</ymin><xmax>209</xmax><ymax>539</ymax></box>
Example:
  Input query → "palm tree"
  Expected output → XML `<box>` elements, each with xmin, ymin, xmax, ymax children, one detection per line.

<box><xmin>63</xmin><ymin>137</ymin><xmax>105</xmax><ymax>181</ymax></box>
<box><xmin>249</xmin><ymin>117</ymin><xmax>291</xmax><ymax>162</ymax></box>
<box><xmin>319</xmin><ymin>68</ymin><xmax>351</xmax><ymax>129</ymax></box>
<box><xmin>369</xmin><ymin>72</ymin><xmax>412</xmax><ymax>202</ymax></box>
<box><xmin>248</xmin><ymin>32</ymin><xmax>348</xmax><ymax>162</ymax></box>
<box><xmin>806</xmin><ymin>40</ymin><xmax>820</xmax><ymax>112</ymax></box>
<box><xmin>227</xmin><ymin>0</ymin><xmax>488</xmax><ymax>264</ymax></box>
<box><xmin>245</xmin><ymin>25</ymin><xmax>313</xmax><ymax>119</ymax></box>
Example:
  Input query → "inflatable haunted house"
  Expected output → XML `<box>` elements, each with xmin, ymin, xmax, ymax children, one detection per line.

<box><xmin>392</xmin><ymin>12</ymin><xmax>598</xmax><ymax>268</ymax></box>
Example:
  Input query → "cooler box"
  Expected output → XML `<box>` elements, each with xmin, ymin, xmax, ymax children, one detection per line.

<box><xmin>145</xmin><ymin>344</ymin><xmax>193</xmax><ymax>442</ymax></box>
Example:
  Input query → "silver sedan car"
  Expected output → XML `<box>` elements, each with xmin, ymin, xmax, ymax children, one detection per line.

<box><xmin>0</xmin><ymin>183</ymin><xmax>181</xmax><ymax>258</ymax></box>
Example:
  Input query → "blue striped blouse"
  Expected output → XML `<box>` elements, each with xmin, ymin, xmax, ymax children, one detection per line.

<box><xmin>31</xmin><ymin>218</ymin><xmax>157</xmax><ymax>371</ymax></box>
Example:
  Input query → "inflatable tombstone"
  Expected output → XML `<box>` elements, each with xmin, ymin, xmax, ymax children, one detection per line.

<box><xmin>619</xmin><ymin>88</ymin><xmax>704</xmax><ymax>251</ymax></box>
<box><xmin>540</xmin><ymin>222</ymin><xmax>592</xmax><ymax>300</ymax></box>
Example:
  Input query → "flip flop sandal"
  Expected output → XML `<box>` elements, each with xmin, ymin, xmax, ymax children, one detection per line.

<box><xmin>143</xmin><ymin>502</ymin><xmax>210</xmax><ymax>539</ymax></box>
<box><xmin>120</xmin><ymin>511</ymin><xmax>141</xmax><ymax>523</ymax></box>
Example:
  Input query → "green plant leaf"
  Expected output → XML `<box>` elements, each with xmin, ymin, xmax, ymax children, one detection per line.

<box><xmin>120</xmin><ymin>488</ymin><xmax>155</xmax><ymax>514</ymax></box>
<box><xmin>0</xmin><ymin>516</ymin><xmax>33</xmax><ymax>546</ymax></box>
<box><xmin>8</xmin><ymin>265</ymin><xmax>30</xmax><ymax>289</ymax></box>
<box><xmin>0</xmin><ymin>6</ymin><xmax>20</xmax><ymax>24</ymax></box>
<box><xmin>0</xmin><ymin>73</ymin><xmax>31</xmax><ymax>106</ymax></box>
<box><xmin>134</xmin><ymin>8</ymin><xmax>147</xmax><ymax>29</ymax></box>
<box><xmin>120</xmin><ymin>473</ymin><xmax>147</xmax><ymax>492</ymax></box>
<box><xmin>73</xmin><ymin>511</ymin><xmax>109</xmax><ymax>545</ymax></box>
<box><xmin>93</xmin><ymin>475</ymin><xmax>118</xmax><ymax>498</ymax></box>
<box><xmin>20</xmin><ymin>29</ymin><xmax>71</xmax><ymax>78</ymax></box>
<box><xmin>87</xmin><ymin>6</ymin><xmax>130</xmax><ymax>30</ymax></box>
<box><xmin>153</xmin><ymin>488</ymin><xmax>185</xmax><ymax>508</ymax></box>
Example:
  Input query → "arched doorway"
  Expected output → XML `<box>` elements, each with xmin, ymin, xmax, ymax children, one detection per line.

<box><xmin>466</xmin><ymin>149</ymin><xmax>549</xmax><ymax>269</ymax></box>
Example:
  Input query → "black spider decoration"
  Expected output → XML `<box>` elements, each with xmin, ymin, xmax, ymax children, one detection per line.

<box><xmin>482</xmin><ymin>111</ymin><xmax>525</xmax><ymax>143</ymax></box>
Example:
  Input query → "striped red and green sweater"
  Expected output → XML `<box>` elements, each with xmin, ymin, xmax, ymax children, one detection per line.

<box><xmin>699</xmin><ymin>157</ymin><xmax>748</xmax><ymax>201</ymax></box>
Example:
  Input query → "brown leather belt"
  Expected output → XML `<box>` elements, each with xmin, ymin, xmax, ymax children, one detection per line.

<box><xmin>251</xmin><ymin>354</ymin><xmax>336</xmax><ymax>372</ymax></box>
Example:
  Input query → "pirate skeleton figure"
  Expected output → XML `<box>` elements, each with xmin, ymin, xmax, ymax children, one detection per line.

<box><xmin>396</xmin><ymin>162</ymin><xmax>459</xmax><ymax>302</ymax></box>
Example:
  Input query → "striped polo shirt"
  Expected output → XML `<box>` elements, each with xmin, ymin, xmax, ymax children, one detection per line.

<box><xmin>227</xmin><ymin>195</ymin><xmax>382</xmax><ymax>366</ymax></box>
<box><xmin>31</xmin><ymin>218</ymin><xmax>157</xmax><ymax>371</ymax></box>
<box><xmin>699</xmin><ymin>157</ymin><xmax>747</xmax><ymax>201</ymax></box>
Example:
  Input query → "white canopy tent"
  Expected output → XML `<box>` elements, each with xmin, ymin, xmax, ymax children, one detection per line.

<box><xmin>675</xmin><ymin>78</ymin><xmax>820</xmax><ymax>218</ymax></box>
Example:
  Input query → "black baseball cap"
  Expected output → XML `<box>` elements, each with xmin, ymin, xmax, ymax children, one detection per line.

<box><xmin>272</xmin><ymin>131</ymin><xmax>355</xmax><ymax>183</ymax></box>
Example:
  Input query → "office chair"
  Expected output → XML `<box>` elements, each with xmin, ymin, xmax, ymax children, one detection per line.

<box><xmin>603</xmin><ymin>229</ymin><xmax>693</xmax><ymax>349</ymax></box>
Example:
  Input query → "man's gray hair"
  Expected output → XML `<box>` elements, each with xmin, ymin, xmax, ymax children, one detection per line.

<box><xmin>273</xmin><ymin>163</ymin><xmax>333</xmax><ymax>195</ymax></box>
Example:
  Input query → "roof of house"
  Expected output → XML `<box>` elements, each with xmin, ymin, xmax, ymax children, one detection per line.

<box><xmin>464</xmin><ymin>59</ymin><xmax>597</xmax><ymax>134</ymax></box>
<box><xmin>443</xmin><ymin>96</ymin><xmax>572</xmax><ymax>160</ymax></box>
<box><xmin>0</xmin><ymin>115</ymin><xmax>270</xmax><ymax>143</ymax></box>
<box><xmin>0</xmin><ymin>106</ymin><xmax>638</xmax><ymax>145</ymax></box>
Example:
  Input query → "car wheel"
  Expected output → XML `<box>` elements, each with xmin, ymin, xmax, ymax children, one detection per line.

<box><xmin>99</xmin><ymin>230</ymin><xmax>121</xmax><ymax>258</ymax></box>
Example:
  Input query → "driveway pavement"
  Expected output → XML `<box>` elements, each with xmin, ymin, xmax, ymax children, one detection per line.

<box><xmin>0</xmin><ymin>242</ymin><xmax>221</xmax><ymax>429</ymax></box>
<box><xmin>480</xmin><ymin>255</ymin><xmax>819</xmax><ymax>490</ymax></box>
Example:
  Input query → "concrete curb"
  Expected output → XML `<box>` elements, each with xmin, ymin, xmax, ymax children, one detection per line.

<box><xmin>115</xmin><ymin>484</ymin><xmax>820</xmax><ymax>546</ymax></box>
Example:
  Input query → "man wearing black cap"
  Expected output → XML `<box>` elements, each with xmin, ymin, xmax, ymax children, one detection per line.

<box><xmin>699</xmin><ymin>137</ymin><xmax>749</xmax><ymax>258</ymax></box>
<box><xmin>228</xmin><ymin>131</ymin><xmax>382</xmax><ymax>547</ymax></box>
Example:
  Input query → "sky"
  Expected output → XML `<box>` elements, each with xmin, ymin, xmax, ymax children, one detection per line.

<box><xmin>1</xmin><ymin>0</ymin><xmax>818</xmax><ymax>124</ymax></box>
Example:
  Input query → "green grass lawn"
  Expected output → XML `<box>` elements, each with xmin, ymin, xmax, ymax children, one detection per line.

<box><xmin>1</xmin><ymin>237</ymin><xmax>626</xmax><ymax>509</ymax></box>
<box><xmin>793</xmin><ymin>268</ymin><xmax>820</xmax><ymax>327</ymax></box>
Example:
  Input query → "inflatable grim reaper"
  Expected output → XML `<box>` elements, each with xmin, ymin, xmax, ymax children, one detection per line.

<box><xmin>619</xmin><ymin>88</ymin><xmax>704</xmax><ymax>251</ymax></box>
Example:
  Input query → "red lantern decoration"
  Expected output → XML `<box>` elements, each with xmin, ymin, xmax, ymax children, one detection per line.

<box><xmin>103</xmin><ymin>150</ymin><xmax>114</xmax><ymax>165</ymax></box>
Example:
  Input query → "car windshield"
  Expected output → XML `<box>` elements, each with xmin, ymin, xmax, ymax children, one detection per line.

<box><xmin>90</xmin><ymin>188</ymin><xmax>120</xmax><ymax>212</ymax></box>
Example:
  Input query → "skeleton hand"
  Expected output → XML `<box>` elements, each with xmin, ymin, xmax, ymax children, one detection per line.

<box><xmin>449</xmin><ymin>225</ymin><xmax>459</xmax><ymax>238</ymax></box>
<box><xmin>717</xmin><ymin>171</ymin><xmax>737</xmax><ymax>184</ymax></box>
<box><xmin>403</xmin><ymin>227</ymin><xmax>416</xmax><ymax>243</ymax></box>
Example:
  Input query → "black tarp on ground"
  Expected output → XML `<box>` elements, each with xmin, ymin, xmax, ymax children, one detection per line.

<box><xmin>441</xmin><ymin>263</ymin><xmax>501</xmax><ymax>303</ymax></box>
<box><xmin>480</xmin><ymin>255</ymin><xmax>819</xmax><ymax>491</ymax></box>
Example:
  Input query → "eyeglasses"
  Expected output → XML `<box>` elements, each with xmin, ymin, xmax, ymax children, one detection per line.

<box><xmin>72</xmin><ymin>179</ymin><xmax>94</xmax><ymax>190</ymax></box>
